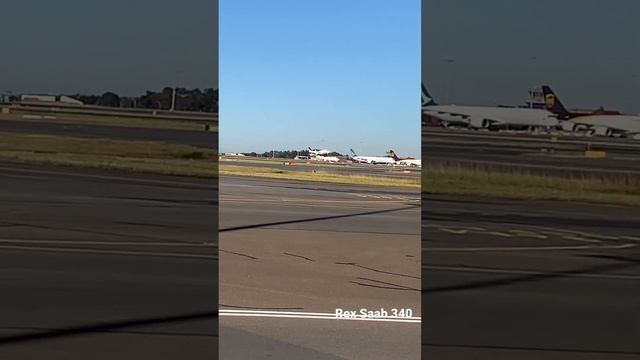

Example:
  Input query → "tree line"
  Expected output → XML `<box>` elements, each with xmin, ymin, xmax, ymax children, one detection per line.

<box><xmin>70</xmin><ymin>87</ymin><xmax>218</xmax><ymax>112</ymax></box>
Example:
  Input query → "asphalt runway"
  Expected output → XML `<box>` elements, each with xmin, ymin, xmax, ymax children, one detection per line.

<box><xmin>422</xmin><ymin>194</ymin><xmax>640</xmax><ymax>359</ymax></box>
<box><xmin>424</xmin><ymin>127</ymin><xmax>640</xmax><ymax>176</ymax></box>
<box><xmin>219</xmin><ymin>176</ymin><xmax>421</xmax><ymax>359</ymax></box>
<box><xmin>0</xmin><ymin>162</ymin><xmax>217</xmax><ymax>359</ymax></box>
<box><xmin>0</xmin><ymin>118</ymin><xmax>215</xmax><ymax>148</ymax></box>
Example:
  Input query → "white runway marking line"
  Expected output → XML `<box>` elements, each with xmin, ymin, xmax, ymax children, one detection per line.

<box><xmin>219</xmin><ymin>309</ymin><xmax>421</xmax><ymax>323</ymax></box>
<box><xmin>487</xmin><ymin>231</ymin><xmax>513</xmax><ymax>238</ymax></box>
<box><xmin>439</xmin><ymin>228</ymin><xmax>468</xmax><ymax>235</ymax></box>
<box><xmin>621</xmin><ymin>236</ymin><xmax>640</xmax><ymax>242</ymax></box>
<box><xmin>507</xmin><ymin>230</ymin><xmax>548</xmax><ymax>239</ymax></box>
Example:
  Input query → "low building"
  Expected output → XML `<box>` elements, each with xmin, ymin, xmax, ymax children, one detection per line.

<box><xmin>20</xmin><ymin>94</ymin><xmax>83</xmax><ymax>105</ymax></box>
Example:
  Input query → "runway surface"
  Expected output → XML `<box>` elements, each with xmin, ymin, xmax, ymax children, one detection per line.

<box><xmin>0</xmin><ymin>118</ymin><xmax>215</xmax><ymax>148</ymax></box>
<box><xmin>219</xmin><ymin>176</ymin><xmax>421</xmax><ymax>359</ymax></box>
<box><xmin>422</xmin><ymin>194</ymin><xmax>640</xmax><ymax>359</ymax></box>
<box><xmin>0</xmin><ymin>162</ymin><xmax>217</xmax><ymax>359</ymax></box>
<box><xmin>424</xmin><ymin>127</ymin><xmax>640</xmax><ymax>177</ymax></box>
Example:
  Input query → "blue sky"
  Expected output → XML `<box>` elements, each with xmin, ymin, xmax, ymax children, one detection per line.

<box><xmin>424</xmin><ymin>0</ymin><xmax>640</xmax><ymax>113</ymax></box>
<box><xmin>220</xmin><ymin>0</ymin><xmax>421</xmax><ymax>157</ymax></box>
<box><xmin>0</xmin><ymin>0</ymin><xmax>217</xmax><ymax>96</ymax></box>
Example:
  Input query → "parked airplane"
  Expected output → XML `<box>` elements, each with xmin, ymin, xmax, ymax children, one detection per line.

<box><xmin>314</xmin><ymin>155</ymin><xmax>340</xmax><ymax>163</ymax></box>
<box><xmin>350</xmin><ymin>149</ymin><xmax>396</xmax><ymax>165</ymax></box>
<box><xmin>308</xmin><ymin>147</ymin><xmax>341</xmax><ymax>162</ymax></box>
<box><xmin>541</xmin><ymin>86</ymin><xmax>622</xmax><ymax>120</ymax></box>
<box><xmin>388</xmin><ymin>150</ymin><xmax>421</xmax><ymax>167</ymax></box>
<box><xmin>422</xmin><ymin>83</ymin><xmax>559</xmax><ymax>130</ymax></box>
<box><xmin>541</xmin><ymin>86</ymin><xmax>640</xmax><ymax>138</ymax></box>
<box><xmin>308</xmin><ymin>147</ymin><xmax>331</xmax><ymax>156</ymax></box>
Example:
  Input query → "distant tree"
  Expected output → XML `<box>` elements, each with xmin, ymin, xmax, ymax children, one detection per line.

<box><xmin>97</xmin><ymin>92</ymin><xmax>120</xmax><ymax>107</ymax></box>
<box><xmin>66</xmin><ymin>87</ymin><xmax>218</xmax><ymax>112</ymax></box>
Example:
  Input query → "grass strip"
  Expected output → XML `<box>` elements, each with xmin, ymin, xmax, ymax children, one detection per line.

<box><xmin>0</xmin><ymin>112</ymin><xmax>217</xmax><ymax>132</ymax></box>
<box><xmin>423</xmin><ymin>163</ymin><xmax>640</xmax><ymax>206</ymax></box>
<box><xmin>0</xmin><ymin>132</ymin><xmax>217</xmax><ymax>177</ymax></box>
<box><xmin>219</xmin><ymin>165</ymin><xmax>421</xmax><ymax>188</ymax></box>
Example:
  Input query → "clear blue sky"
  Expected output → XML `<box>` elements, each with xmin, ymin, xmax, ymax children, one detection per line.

<box><xmin>423</xmin><ymin>0</ymin><xmax>640</xmax><ymax>114</ymax></box>
<box><xmin>221</xmin><ymin>0</ymin><xmax>421</xmax><ymax>157</ymax></box>
<box><xmin>0</xmin><ymin>0</ymin><xmax>217</xmax><ymax>96</ymax></box>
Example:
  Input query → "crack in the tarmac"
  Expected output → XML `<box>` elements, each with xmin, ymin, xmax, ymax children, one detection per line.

<box><xmin>0</xmin><ymin>311</ymin><xmax>218</xmax><ymax>346</ymax></box>
<box><xmin>283</xmin><ymin>252</ymin><xmax>315</xmax><ymax>262</ymax></box>
<box><xmin>422</xmin><ymin>255</ymin><xmax>640</xmax><ymax>294</ymax></box>
<box><xmin>351</xmin><ymin>277</ymin><xmax>420</xmax><ymax>291</ymax></box>
<box><xmin>335</xmin><ymin>262</ymin><xmax>420</xmax><ymax>279</ymax></box>
<box><xmin>219</xmin><ymin>249</ymin><xmax>258</xmax><ymax>260</ymax></box>
<box><xmin>220</xmin><ymin>205</ymin><xmax>418</xmax><ymax>232</ymax></box>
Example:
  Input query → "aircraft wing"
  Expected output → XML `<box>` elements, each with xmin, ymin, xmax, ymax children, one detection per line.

<box><xmin>425</xmin><ymin>109</ymin><xmax>503</xmax><ymax>129</ymax></box>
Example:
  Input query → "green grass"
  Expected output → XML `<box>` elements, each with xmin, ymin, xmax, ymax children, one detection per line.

<box><xmin>0</xmin><ymin>112</ymin><xmax>217</xmax><ymax>132</ymax></box>
<box><xmin>2</xmin><ymin>131</ymin><xmax>639</xmax><ymax>205</ymax></box>
<box><xmin>0</xmin><ymin>132</ymin><xmax>217</xmax><ymax>177</ymax></box>
<box><xmin>219</xmin><ymin>165</ymin><xmax>421</xmax><ymax>188</ymax></box>
<box><xmin>423</xmin><ymin>163</ymin><xmax>640</xmax><ymax>206</ymax></box>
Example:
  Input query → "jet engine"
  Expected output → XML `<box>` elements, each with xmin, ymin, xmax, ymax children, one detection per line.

<box><xmin>590</xmin><ymin>126</ymin><xmax>612</xmax><ymax>137</ymax></box>
<box><xmin>560</xmin><ymin>121</ymin><xmax>578</xmax><ymax>132</ymax></box>
<box><xmin>468</xmin><ymin>117</ymin><xmax>489</xmax><ymax>129</ymax></box>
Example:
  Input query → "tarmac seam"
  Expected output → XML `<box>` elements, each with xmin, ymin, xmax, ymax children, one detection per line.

<box><xmin>422</xmin><ymin>265</ymin><xmax>640</xmax><ymax>280</ymax></box>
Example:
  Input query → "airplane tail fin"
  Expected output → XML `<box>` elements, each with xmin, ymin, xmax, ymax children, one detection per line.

<box><xmin>388</xmin><ymin>150</ymin><xmax>400</xmax><ymax>161</ymax></box>
<box><xmin>541</xmin><ymin>85</ymin><xmax>570</xmax><ymax>119</ymax></box>
<box><xmin>422</xmin><ymin>83</ymin><xmax>437</xmax><ymax>106</ymax></box>
<box><xmin>350</xmin><ymin>148</ymin><xmax>357</xmax><ymax>157</ymax></box>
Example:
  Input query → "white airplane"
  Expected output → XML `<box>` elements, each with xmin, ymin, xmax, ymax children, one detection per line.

<box><xmin>308</xmin><ymin>147</ymin><xmax>340</xmax><ymax>162</ymax></box>
<box><xmin>422</xmin><ymin>83</ymin><xmax>559</xmax><ymax>130</ymax></box>
<box><xmin>308</xmin><ymin>147</ymin><xmax>331</xmax><ymax>156</ymax></box>
<box><xmin>570</xmin><ymin>115</ymin><xmax>640</xmax><ymax>138</ymax></box>
<box><xmin>541</xmin><ymin>86</ymin><xmax>640</xmax><ymax>138</ymax></box>
<box><xmin>349</xmin><ymin>149</ymin><xmax>396</xmax><ymax>165</ymax></box>
<box><xmin>314</xmin><ymin>155</ymin><xmax>340</xmax><ymax>163</ymax></box>
<box><xmin>388</xmin><ymin>150</ymin><xmax>421</xmax><ymax>167</ymax></box>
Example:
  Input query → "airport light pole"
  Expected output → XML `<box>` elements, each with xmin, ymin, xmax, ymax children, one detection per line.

<box><xmin>170</xmin><ymin>87</ymin><xmax>176</xmax><ymax>111</ymax></box>
<box><xmin>444</xmin><ymin>58</ymin><xmax>456</xmax><ymax>103</ymax></box>
<box><xmin>170</xmin><ymin>69</ymin><xmax>182</xmax><ymax>112</ymax></box>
